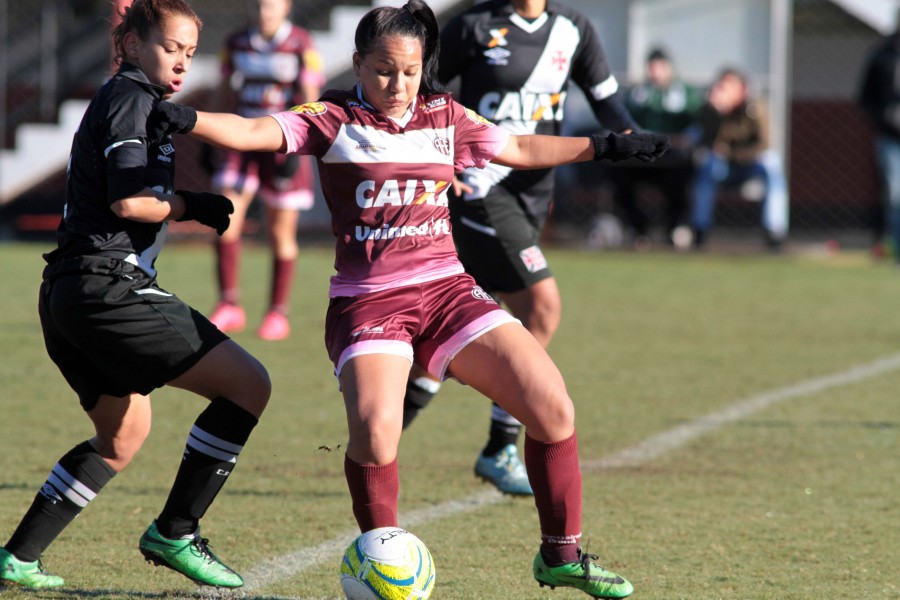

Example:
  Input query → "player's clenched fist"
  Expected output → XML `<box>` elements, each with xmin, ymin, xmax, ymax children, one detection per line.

<box><xmin>591</xmin><ymin>131</ymin><xmax>670</xmax><ymax>163</ymax></box>
<box><xmin>148</xmin><ymin>101</ymin><xmax>198</xmax><ymax>142</ymax></box>
<box><xmin>176</xmin><ymin>190</ymin><xmax>234</xmax><ymax>235</ymax></box>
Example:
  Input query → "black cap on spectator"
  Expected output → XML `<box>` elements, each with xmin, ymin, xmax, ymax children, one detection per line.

<box><xmin>647</xmin><ymin>47</ymin><xmax>669</xmax><ymax>63</ymax></box>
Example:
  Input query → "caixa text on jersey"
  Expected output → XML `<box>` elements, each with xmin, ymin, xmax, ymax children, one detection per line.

<box><xmin>355</xmin><ymin>179</ymin><xmax>452</xmax><ymax>208</ymax></box>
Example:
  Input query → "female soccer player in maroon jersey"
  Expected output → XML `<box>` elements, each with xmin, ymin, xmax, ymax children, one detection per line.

<box><xmin>152</xmin><ymin>1</ymin><xmax>666</xmax><ymax>596</ymax></box>
<box><xmin>206</xmin><ymin>0</ymin><xmax>325</xmax><ymax>341</ymax></box>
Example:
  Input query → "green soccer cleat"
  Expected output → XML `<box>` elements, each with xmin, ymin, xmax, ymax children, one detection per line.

<box><xmin>0</xmin><ymin>548</ymin><xmax>65</xmax><ymax>589</ymax></box>
<box><xmin>138</xmin><ymin>521</ymin><xmax>243</xmax><ymax>588</ymax></box>
<box><xmin>533</xmin><ymin>547</ymin><xmax>634</xmax><ymax>599</ymax></box>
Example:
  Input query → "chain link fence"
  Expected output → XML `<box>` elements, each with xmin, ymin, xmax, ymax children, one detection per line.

<box><xmin>550</xmin><ymin>0</ymin><xmax>888</xmax><ymax>250</ymax></box>
<box><xmin>0</xmin><ymin>0</ymin><xmax>891</xmax><ymax>249</ymax></box>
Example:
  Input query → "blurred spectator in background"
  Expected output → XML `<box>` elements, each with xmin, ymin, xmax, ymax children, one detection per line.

<box><xmin>205</xmin><ymin>0</ymin><xmax>324</xmax><ymax>340</ymax></box>
<box><xmin>687</xmin><ymin>67</ymin><xmax>788</xmax><ymax>249</ymax></box>
<box><xmin>857</xmin><ymin>14</ymin><xmax>900</xmax><ymax>261</ymax></box>
<box><xmin>612</xmin><ymin>48</ymin><xmax>704</xmax><ymax>249</ymax></box>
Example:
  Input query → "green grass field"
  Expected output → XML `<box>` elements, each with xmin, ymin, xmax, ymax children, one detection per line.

<box><xmin>0</xmin><ymin>240</ymin><xmax>897</xmax><ymax>600</ymax></box>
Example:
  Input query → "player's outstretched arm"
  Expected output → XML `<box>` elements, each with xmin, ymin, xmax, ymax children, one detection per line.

<box><xmin>494</xmin><ymin>131</ymin><xmax>669</xmax><ymax>169</ymax></box>
<box><xmin>150</xmin><ymin>101</ymin><xmax>286</xmax><ymax>152</ymax></box>
<box><xmin>192</xmin><ymin>111</ymin><xmax>286</xmax><ymax>152</ymax></box>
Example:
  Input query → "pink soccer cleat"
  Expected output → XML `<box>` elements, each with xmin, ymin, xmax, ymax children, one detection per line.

<box><xmin>257</xmin><ymin>310</ymin><xmax>290</xmax><ymax>341</ymax></box>
<box><xmin>209</xmin><ymin>302</ymin><xmax>246</xmax><ymax>333</ymax></box>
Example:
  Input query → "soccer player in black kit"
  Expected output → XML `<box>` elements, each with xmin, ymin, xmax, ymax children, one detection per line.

<box><xmin>401</xmin><ymin>0</ymin><xmax>641</xmax><ymax>496</ymax></box>
<box><xmin>0</xmin><ymin>0</ymin><xmax>270</xmax><ymax>589</ymax></box>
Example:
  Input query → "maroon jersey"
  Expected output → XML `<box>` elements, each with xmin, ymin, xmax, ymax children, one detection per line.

<box><xmin>271</xmin><ymin>85</ymin><xmax>510</xmax><ymax>297</ymax></box>
<box><xmin>221</xmin><ymin>21</ymin><xmax>325</xmax><ymax>117</ymax></box>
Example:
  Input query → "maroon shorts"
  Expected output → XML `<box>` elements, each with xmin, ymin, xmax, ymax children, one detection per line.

<box><xmin>213</xmin><ymin>150</ymin><xmax>314</xmax><ymax>210</ymax></box>
<box><xmin>325</xmin><ymin>274</ymin><xmax>518</xmax><ymax>380</ymax></box>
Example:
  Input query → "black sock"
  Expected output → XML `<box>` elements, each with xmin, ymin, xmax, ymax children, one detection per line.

<box><xmin>5</xmin><ymin>441</ymin><xmax>116</xmax><ymax>562</ymax></box>
<box><xmin>156</xmin><ymin>398</ymin><xmax>258</xmax><ymax>539</ymax></box>
<box><xmin>401</xmin><ymin>377</ymin><xmax>441</xmax><ymax>430</ymax></box>
<box><xmin>481</xmin><ymin>404</ymin><xmax>523</xmax><ymax>457</ymax></box>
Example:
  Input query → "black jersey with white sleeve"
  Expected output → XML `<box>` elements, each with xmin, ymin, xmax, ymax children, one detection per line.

<box><xmin>46</xmin><ymin>64</ymin><xmax>175</xmax><ymax>278</ymax></box>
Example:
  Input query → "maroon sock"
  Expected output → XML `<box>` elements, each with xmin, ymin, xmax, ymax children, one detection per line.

<box><xmin>216</xmin><ymin>239</ymin><xmax>241</xmax><ymax>304</ymax></box>
<box><xmin>344</xmin><ymin>455</ymin><xmax>399</xmax><ymax>532</ymax></box>
<box><xmin>524</xmin><ymin>432</ymin><xmax>582</xmax><ymax>565</ymax></box>
<box><xmin>269</xmin><ymin>257</ymin><xmax>295</xmax><ymax>314</ymax></box>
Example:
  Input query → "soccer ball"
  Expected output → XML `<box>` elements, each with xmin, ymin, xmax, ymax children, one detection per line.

<box><xmin>340</xmin><ymin>527</ymin><xmax>436</xmax><ymax>600</ymax></box>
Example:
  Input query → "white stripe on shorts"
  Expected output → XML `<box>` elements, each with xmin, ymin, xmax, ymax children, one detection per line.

<box><xmin>427</xmin><ymin>309</ymin><xmax>519</xmax><ymax>380</ymax></box>
<box><xmin>335</xmin><ymin>339</ymin><xmax>414</xmax><ymax>379</ymax></box>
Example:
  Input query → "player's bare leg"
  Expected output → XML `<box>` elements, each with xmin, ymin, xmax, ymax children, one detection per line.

<box><xmin>137</xmin><ymin>340</ymin><xmax>270</xmax><ymax>588</ymax></box>
<box><xmin>499</xmin><ymin>277</ymin><xmax>561</xmax><ymax>348</ymax></box>
<box><xmin>340</xmin><ymin>354</ymin><xmax>410</xmax><ymax>531</ymax></box>
<box><xmin>462</xmin><ymin>277</ymin><xmax>561</xmax><ymax>494</ymax></box>
<box><xmin>449</xmin><ymin>323</ymin><xmax>633</xmax><ymax>599</ymax></box>
<box><xmin>1</xmin><ymin>393</ymin><xmax>150</xmax><ymax>589</ymax></box>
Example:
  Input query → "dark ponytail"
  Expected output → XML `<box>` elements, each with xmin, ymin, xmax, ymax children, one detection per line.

<box><xmin>354</xmin><ymin>0</ymin><xmax>443</xmax><ymax>94</ymax></box>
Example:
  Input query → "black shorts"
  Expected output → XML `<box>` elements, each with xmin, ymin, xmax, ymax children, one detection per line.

<box><xmin>38</xmin><ymin>255</ymin><xmax>228</xmax><ymax>411</ymax></box>
<box><xmin>449</xmin><ymin>186</ymin><xmax>552</xmax><ymax>294</ymax></box>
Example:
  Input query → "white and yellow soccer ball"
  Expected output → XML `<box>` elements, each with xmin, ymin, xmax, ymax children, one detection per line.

<box><xmin>340</xmin><ymin>527</ymin><xmax>436</xmax><ymax>600</ymax></box>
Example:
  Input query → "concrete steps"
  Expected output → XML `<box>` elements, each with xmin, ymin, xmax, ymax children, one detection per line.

<box><xmin>0</xmin><ymin>0</ymin><xmax>463</xmax><ymax>204</ymax></box>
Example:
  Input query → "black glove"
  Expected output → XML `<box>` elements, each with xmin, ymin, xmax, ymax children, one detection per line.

<box><xmin>591</xmin><ymin>132</ymin><xmax>671</xmax><ymax>163</ymax></box>
<box><xmin>176</xmin><ymin>189</ymin><xmax>234</xmax><ymax>235</ymax></box>
<box><xmin>148</xmin><ymin>101</ymin><xmax>197</xmax><ymax>142</ymax></box>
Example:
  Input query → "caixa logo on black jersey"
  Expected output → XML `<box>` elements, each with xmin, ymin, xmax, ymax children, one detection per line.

<box><xmin>478</xmin><ymin>90</ymin><xmax>567</xmax><ymax>122</ymax></box>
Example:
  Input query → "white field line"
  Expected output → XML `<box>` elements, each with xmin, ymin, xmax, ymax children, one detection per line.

<box><xmin>239</xmin><ymin>352</ymin><xmax>900</xmax><ymax>593</ymax></box>
<box><xmin>585</xmin><ymin>351</ymin><xmax>900</xmax><ymax>470</ymax></box>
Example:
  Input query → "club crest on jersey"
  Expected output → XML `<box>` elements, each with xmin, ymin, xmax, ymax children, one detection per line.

<box><xmin>433</xmin><ymin>136</ymin><xmax>451</xmax><ymax>156</ymax></box>
<box><xmin>552</xmin><ymin>50</ymin><xmax>569</xmax><ymax>72</ymax></box>
<box><xmin>464</xmin><ymin>108</ymin><xmax>494</xmax><ymax>127</ymax></box>
<box><xmin>290</xmin><ymin>101</ymin><xmax>327</xmax><ymax>116</ymax></box>
<box><xmin>519</xmin><ymin>245</ymin><xmax>548</xmax><ymax>273</ymax></box>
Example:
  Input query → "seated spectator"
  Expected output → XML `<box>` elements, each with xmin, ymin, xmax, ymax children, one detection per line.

<box><xmin>687</xmin><ymin>67</ymin><xmax>788</xmax><ymax>249</ymax></box>
<box><xmin>611</xmin><ymin>48</ymin><xmax>704</xmax><ymax>248</ymax></box>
